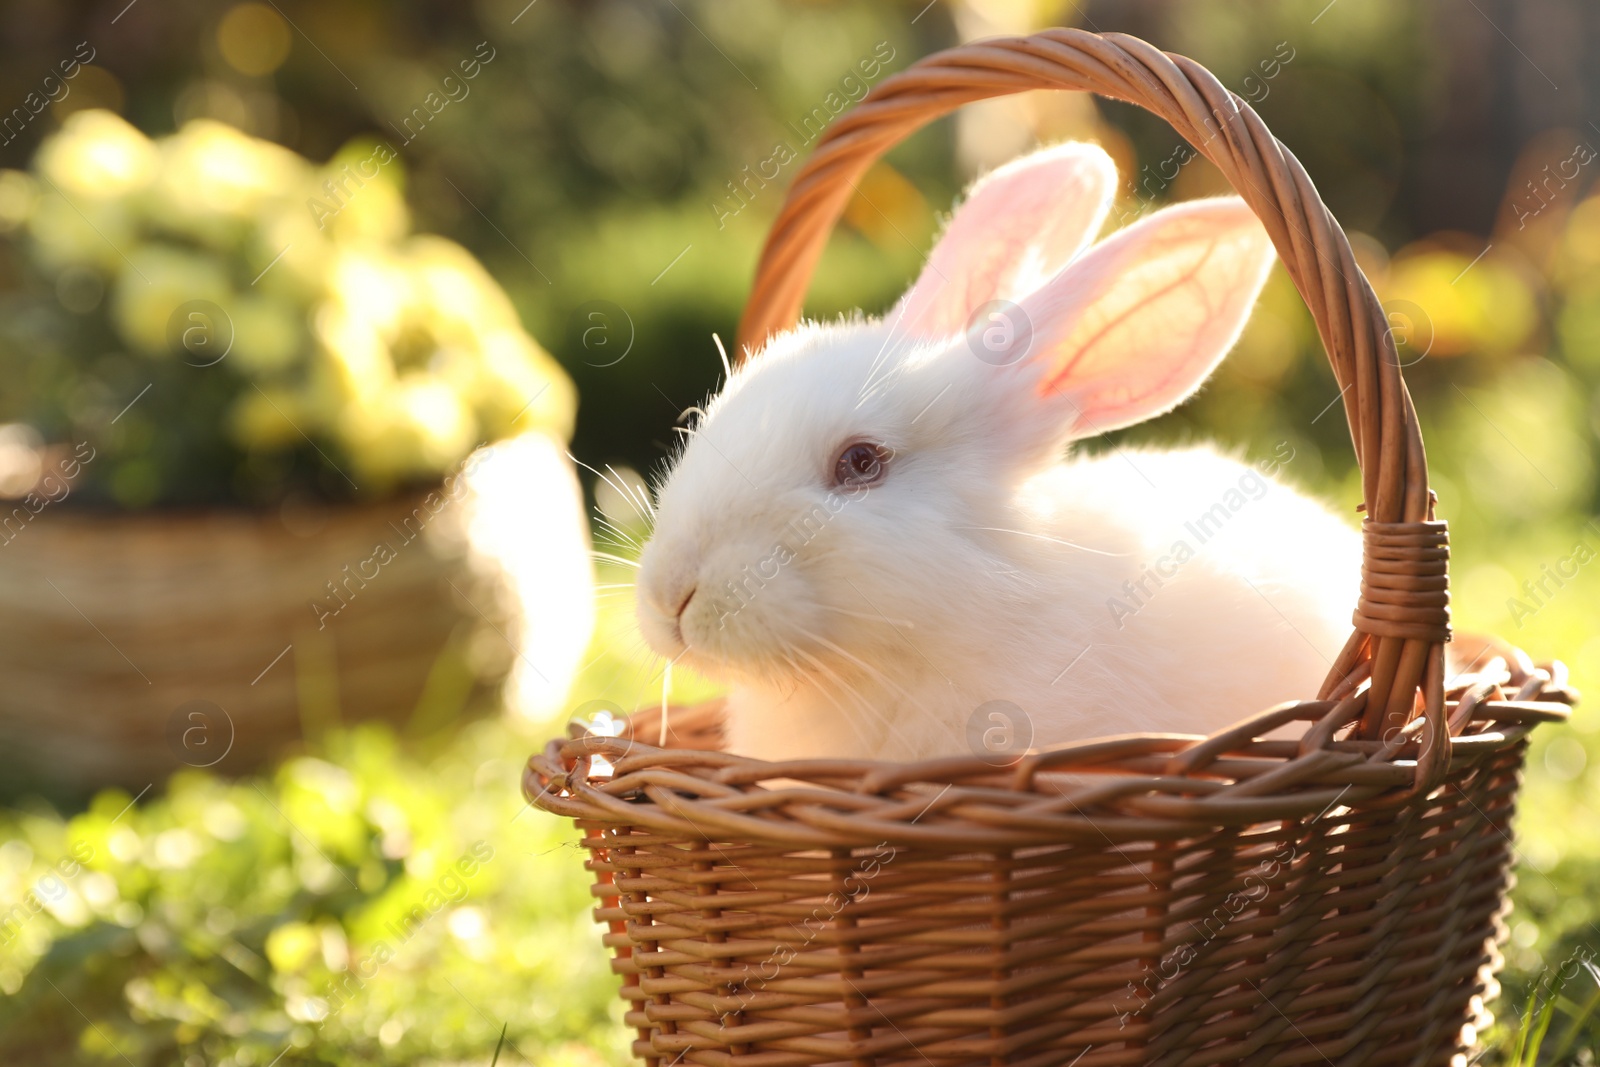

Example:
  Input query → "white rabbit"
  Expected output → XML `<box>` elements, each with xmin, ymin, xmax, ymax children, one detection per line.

<box><xmin>635</xmin><ymin>142</ymin><xmax>1361</xmax><ymax>763</ymax></box>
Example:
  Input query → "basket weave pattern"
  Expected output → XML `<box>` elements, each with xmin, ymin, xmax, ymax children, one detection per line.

<box><xmin>534</xmin><ymin>653</ymin><xmax>1568</xmax><ymax>1066</ymax></box>
<box><xmin>529</xmin><ymin>29</ymin><xmax>1575</xmax><ymax>1066</ymax></box>
<box><xmin>0</xmin><ymin>491</ymin><xmax>510</xmax><ymax>790</ymax></box>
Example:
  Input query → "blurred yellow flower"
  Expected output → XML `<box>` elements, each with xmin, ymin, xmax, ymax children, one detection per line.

<box><xmin>408</xmin><ymin>235</ymin><xmax>520</xmax><ymax>338</ymax></box>
<box><xmin>335</xmin><ymin>378</ymin><xmax>474</xmax><ymax>485</ymax></box>
<box><xmin>27</xmin><ymin>194</ymin><xmax>133</xmax><ymax>273</ymax></box>
<box><xmin>479</xmin><ymin>329</ymin><xmax>577</xmax><ymax>440</ymax></box>
<box><xmin>313</xmin><ymin>303</ymin><xmax>394</xmax><ymax>397</ymax></box>
<box><xmin>11</xmin><ymin>111</ymin><xmax>576</xmax><ymax>496</ymax></box>
<box><xmin>257</xmin><ymin>208</ymin><xmax>333</xmax><ymax>295</ymax></box>
<box><xmin>328</xmin><ymin>246</ymin><xmax>411</xmax><ymax>338</ymax></box>
<box><xmin>317</xmin><ymin>146</ymin><xmax>409</xmax><ymax>243</ymax></box>
<box><xmin>110</xmin><ymin>244</ymin><xmax>231</xmax><ymax>357</ymax></box>
<box><xmin>227</xmin><ymin>294</ymin><xmax>303</xmax><ymax>374</ymax></box>
<box><xmin>397</xmin><ymin>375</ymin><xmax>476</xmax><ymax>465</ymax></box>
<box><xmin>1556</xmin><ymin>194</ymin><xmax>1600</xmax><ymax>285</ymax></box>
<box><xmin>229</xmin><ymin>386</ymin><xmax>304</xmax><ymax>450</ymax></box>
<box><xmin>148</xmin><ymin>119</ymin><xmax>310</xmax><ymax>238</ymax></box>
<box><xmin>1383</xmin><ymin>244</ymin><xmax>1539</xmax><ymax>357</ymax></box>
<box><xmin>35</xmin><ymin>110</ymin><xmax>157</xmax><ymax>202</ymax></box>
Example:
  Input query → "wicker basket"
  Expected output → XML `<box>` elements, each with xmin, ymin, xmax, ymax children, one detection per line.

<box><xmin>0</xmin><ymin>491</ymin><xmax>505</xmax><ymax>794</ymax></box>
<box><xmin>527</xmin><ymin>30</ymin><xmax>1576</xmax><ymax>1067</ymax></box>
<box><xmin>0</xmin><ymin>434</ymin><xmax>590</xmax><ymax>794</ymax></box>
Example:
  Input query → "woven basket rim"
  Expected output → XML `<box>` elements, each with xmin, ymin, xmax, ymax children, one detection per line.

<box><xmin>527</xmin><ymin>634</ymin><xmax>1572</xmax><ymax>848</ymax></box>
<box><xmin>26</xmin><ymin>482</ymin><xmax>459</xmax><ymax>527</ymax></box>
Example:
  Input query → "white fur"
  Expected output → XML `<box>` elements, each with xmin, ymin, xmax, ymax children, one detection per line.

<box><xmin>635</xmin><ymin>144</ymin><xmax>1360</xmax><ymax>762</ymax></box>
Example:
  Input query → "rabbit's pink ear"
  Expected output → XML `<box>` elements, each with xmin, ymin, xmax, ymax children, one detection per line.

<box><xmin>895</xmin><ymin>142</ymin><xmax>1116</xmax><ymax>337</ymax></box>
<box><xmin>1018</xmin><ymin>197</ymin><xmax>1276</xmax><ymax>435</ymax></box>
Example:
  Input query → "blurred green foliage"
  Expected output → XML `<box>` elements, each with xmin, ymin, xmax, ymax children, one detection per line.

<box><xmin>0</xmin><ymin>572</ymin><xmax>720</xmax><ymax>1067</ymax></box>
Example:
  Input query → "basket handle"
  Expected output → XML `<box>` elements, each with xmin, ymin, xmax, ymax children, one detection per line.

<box><xmin>735</xmin><ymin>29</ymin><xmax>1449</xmax><ymax>746</ymax></box>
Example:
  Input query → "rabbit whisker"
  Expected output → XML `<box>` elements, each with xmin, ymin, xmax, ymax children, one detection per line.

<box><xmin>591</xmin><ymin>551</ymin><xmax>641</xmax><ymax>568</ymax></box>
<box><xmin>783</xmin><ymin>646</ymin><xmax>883</xmax><ymax>755</ymax></box>
<box><xmin>856</xmin><ymin>302</ymin><xmax>918</xmax><ymax>410</ymax></box>
<box><xmin>592</xmin><ymin>516</ymin><xmax>642</xmax><ymax>549</ymax></box>
<box><xmin>605</xmin><ymin>463</ymin><xmax>657</xmax><ymax>520</ymax></box>
<box><xmin>570</xmin><ymin>453</ymin><xmax>653</xmax><ymax>524</ymax></box>
<box><xmin>791</xmin><ymin>626</ymin><xmax>908</xmax><ymax>747</ymax></box>
<box><xmin>590</xmin><ymin>638</ymin><xmax>652</xmax><ymax>702</ymax></box>
<box><xmin>623</xmin><ymin>643</ymin><xmax>673</xmax><ymax>704</ymax></box>
<box><xmin>585</xmin><ymin>630</ymin><xmax>646</xmax><ymax>681</ymax></box>
<box><xmin>952</xmin><ymin>525</ymin><xmax>1129</xmax><ymax>557</ymax></box>
<box><xmin>574</xmin><ymin>649</ymin><xmax>610</xmax><ymax>677</ymax></box>
<box><xmin>572</xmin><ymin>453</ymin><xmax>658</xmax><ymax>526</ymax></box>
<box><xmin>798</xmin><ymin>626</ymin><xmax>915</xmax><ymax>707</ymax></box>
<box><xmin>985</xmin><ymin>560</ymin><xmax>1045</xmax><ymax>591</ymax></box>
<box><xmin>817</xmin><ymin>604</ymin><xmax>916</xmax><ymax>628</ymax></box>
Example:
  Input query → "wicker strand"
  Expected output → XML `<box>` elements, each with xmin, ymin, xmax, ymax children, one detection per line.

<box><xmin>1353</xmin><ymin>521</ymin><xmax>1452</xmax><ymax>643</ymax></box>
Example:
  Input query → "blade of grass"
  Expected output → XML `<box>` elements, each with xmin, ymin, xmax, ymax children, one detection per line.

<box><xmin>1511</xmin><ymin>977</ymin><xmax>1539</xmax><ymax>1067</ymax></box>
<box><xmin>1547</xmin><ymin>958</ymin><xmax>1600</xmax><ymax>1063</ymax></box>
<box><xmin>489</xmin><ymin>1022</ymin><xmax>508</xmax><ymax>1067</ymax></box>
<box><xmin>1523</xmin><ymin>968</ymin><xmax>1569</xmax><ymax>1066</ymax></box>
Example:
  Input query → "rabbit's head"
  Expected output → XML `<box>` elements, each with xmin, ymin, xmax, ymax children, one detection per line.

<box><xmin>636</xmin><ymin>143</ymin><xmax>1277</xmax><ymax>688</ymax></box>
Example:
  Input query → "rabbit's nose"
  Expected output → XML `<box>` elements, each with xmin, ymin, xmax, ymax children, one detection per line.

<box><xmin>642</xmin><ymin>577</ymin><xmax>695</xmax><ymax>621</ymax></box>
<box><xmin>672</xmin><ymin>587</ymin><xmax>698</xmax><ymax>642</ymax></box>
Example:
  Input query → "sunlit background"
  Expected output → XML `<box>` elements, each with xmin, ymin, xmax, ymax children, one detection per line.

<box><xmin>0</xmin><ymin>1</ymin><xmax>1596</xmax><ymax>1064</ymax></box>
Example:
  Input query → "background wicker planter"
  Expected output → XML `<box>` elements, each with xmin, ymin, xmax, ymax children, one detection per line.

<box><xmin>0</xmin><ymin>432</ymin><xmax>591</xmax><ymax>795</ymax></box>
<box><xmin>529</xmin><ymin>28</ymin><xmax>1577</xmax><ymax>1067</ymax></box>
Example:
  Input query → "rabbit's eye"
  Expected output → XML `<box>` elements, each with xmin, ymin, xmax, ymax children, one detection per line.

<box><xmin>832</xmin><ymin>441</ymin><xmax>890</xmax><ymax>490</ymax></box>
